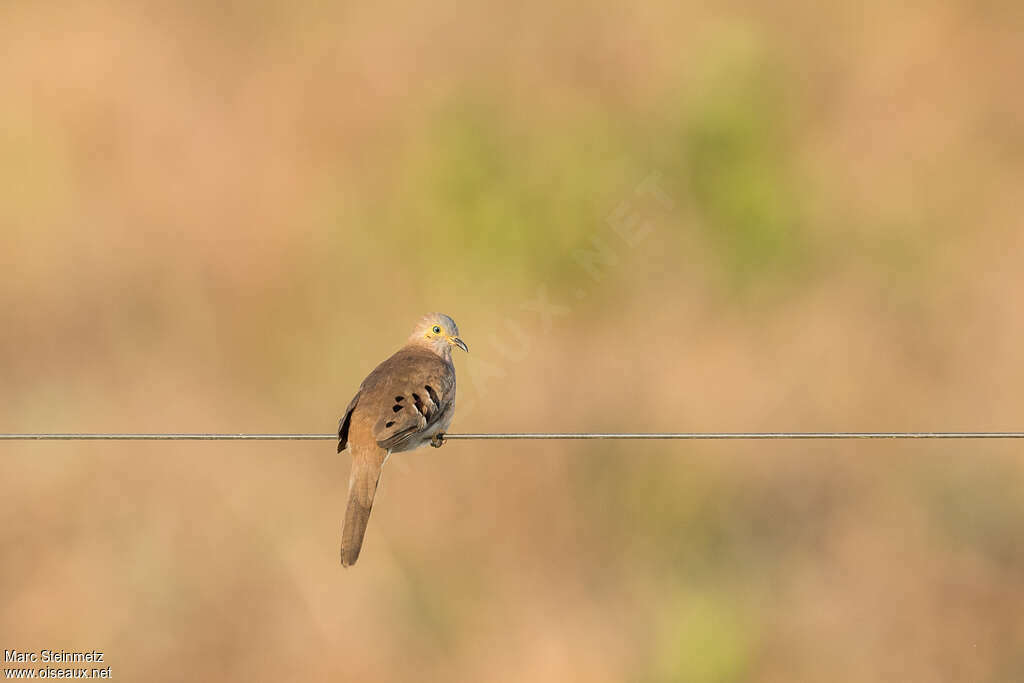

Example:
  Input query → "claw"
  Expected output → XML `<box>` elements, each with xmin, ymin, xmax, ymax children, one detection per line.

<box><xmin>430</xmin><ymin>432</ymin><xmax>446</xmax><ymax>448</ymax></box>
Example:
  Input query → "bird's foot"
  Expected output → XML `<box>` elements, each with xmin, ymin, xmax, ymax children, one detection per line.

<box><xmin>430</xmin><ymin>432</ymin><xmax>446</xmax><ymax>448</ymax></box>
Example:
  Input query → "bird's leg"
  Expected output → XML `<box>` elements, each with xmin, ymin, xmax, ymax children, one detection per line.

<box><xmin>430</xmin><ymin>432</ymin><xmax>446</xmax><ymax>448</ymax></box>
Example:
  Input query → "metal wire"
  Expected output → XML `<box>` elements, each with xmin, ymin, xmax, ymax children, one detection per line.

<box><xmin>1</xmin><ymin>432</ymin><xmax>1024</xmax><ymax>441</ymax></box>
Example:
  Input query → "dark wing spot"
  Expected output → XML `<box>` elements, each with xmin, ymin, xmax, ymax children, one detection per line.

<box><xmin>394</xmin><ymin>396</ymin><xmax>404</xmax><ymax>402</ymax></box>
<box><xmin>392</xmin><ymin>404</ymin><xmax>403</xmax><ymax>412</ymax></box>
<box><xmin>385</xmin><ymin>420</ymin><xmax>395</xmax><ymax>428</ymax></box>
<box><xmin>337</xmin><ymin>398</ymin><xmax>357</xmax><ymax>453</ymax></box>
<box><xmin>411</xmin><ymin>392</ymin><xmax>427</xmax><ymax>417</ymax></box>
<box><xmin>424</xmin><ymin>384</ymin><xmax>440</xmax><ymax>407</ymax></box>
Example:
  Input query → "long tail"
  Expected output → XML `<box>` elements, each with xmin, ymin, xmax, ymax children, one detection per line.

<box><xmin>340</xmin><ymin>445</ymin><xmax>388</xmax><ymax>566</ymax></box>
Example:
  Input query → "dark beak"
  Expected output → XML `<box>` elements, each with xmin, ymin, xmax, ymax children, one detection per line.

<box><xmin>451</xmin><ymin>337</ymin><xmax>469</xmax><ymax>353</ymax></box>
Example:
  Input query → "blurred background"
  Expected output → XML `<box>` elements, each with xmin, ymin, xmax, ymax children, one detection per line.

<box><xmin>2</xmin><ymin>0</ymin><xmax>1024</xmax><ymax>680</ymax></box>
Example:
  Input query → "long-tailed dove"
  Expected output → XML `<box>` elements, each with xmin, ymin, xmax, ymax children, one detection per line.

<box><xmin>337</xmin><ymin>313</ymin><xmax>468</xmax><ymax>567</ymax></box>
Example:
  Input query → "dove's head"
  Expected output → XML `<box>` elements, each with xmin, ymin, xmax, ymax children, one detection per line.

<box><xmin>409</xmin><ymin>313</ymin><xmax>468</xmax><ymax>359</ymax></box>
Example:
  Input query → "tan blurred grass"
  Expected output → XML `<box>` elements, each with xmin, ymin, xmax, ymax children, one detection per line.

<box><xmin>3</xmin><ymin>0</ymin><xmax>1024</xmax><ymax>681</ymax></box>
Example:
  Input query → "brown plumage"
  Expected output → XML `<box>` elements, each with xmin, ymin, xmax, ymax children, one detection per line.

<box><xmin>337</xmin><ymin>313</ymin><xmax>467</xmax><ymax>567</ymax></box>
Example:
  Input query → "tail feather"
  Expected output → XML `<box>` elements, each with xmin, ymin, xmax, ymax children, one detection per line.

<box><xmin>340</xmin><ymin>446</ymin><xmax>387</xmax><ymax>567</ymax></box>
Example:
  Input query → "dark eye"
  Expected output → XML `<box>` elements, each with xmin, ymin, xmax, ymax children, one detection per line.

<box><xmin>432</xmin><ymin>325</ymin><xmax>441</xmax><ymax>334</ymax></box>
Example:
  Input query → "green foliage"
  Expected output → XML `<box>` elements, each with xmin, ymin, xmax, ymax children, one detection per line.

<box><xmin>651</xmin><ymin>592</ymin><xmax>752</xmax><ymax>683</ymax></box>
<box><xmin>669</xmin><ymin>33</ymin><xmax>812</xmax><ymax>292</ymax></box>
<box><xmin>375</xmin><ymin>38</ymin><xmax>816</xmax><ymax>304</ymax></box>
<box><xmin>398</xmin><ymin>98</ymin><xmax>619</xmax><ymax>289</ymax></box>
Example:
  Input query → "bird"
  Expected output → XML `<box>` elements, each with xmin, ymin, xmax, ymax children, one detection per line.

<box><xmin>337</xmin><ymin>313</ymin><xmax>468</xmax><ymax>567</ymax></box>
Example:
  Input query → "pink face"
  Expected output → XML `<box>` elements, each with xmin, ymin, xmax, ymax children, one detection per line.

<box><xmin>410</xmin><ymin>313</ymin><xmax>468</xmax><ymax>356</ymax></box>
